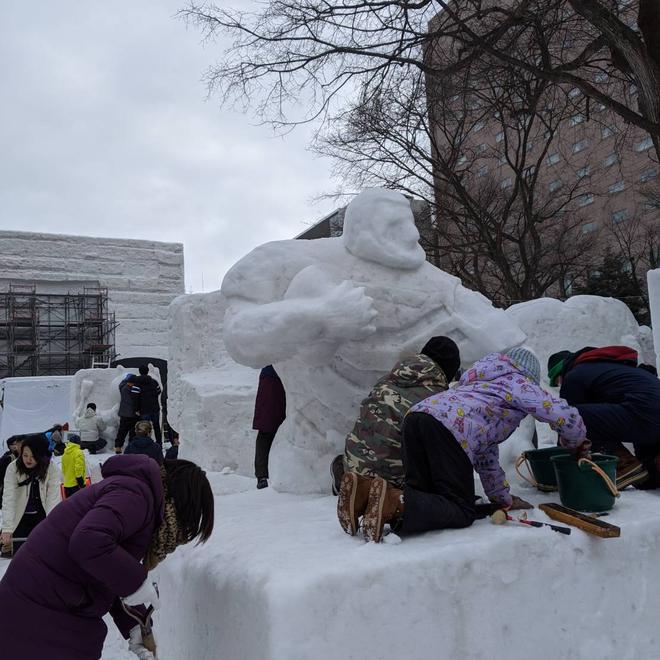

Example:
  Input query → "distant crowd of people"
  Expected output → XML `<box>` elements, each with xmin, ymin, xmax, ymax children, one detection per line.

<box><xmin>0</xmin><ymin>364</ymin><xmax>195</xmax><ymax>660</ymax></box>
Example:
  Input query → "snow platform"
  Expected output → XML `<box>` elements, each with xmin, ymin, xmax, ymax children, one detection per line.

<box><xmin>154</xmin><ymin>476</ymin><xmax>660</xmax><ymax>660</ymax></box>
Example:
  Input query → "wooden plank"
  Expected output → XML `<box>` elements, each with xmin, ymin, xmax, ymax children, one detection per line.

<box><xmin>539</xmin><ymin>503</ymin><xmax>621</xmax><ymax>538</ymax></box>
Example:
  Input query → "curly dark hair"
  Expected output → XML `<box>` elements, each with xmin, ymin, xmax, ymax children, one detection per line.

<box><xmin>163</xmin><ymin>459</ymin><xmax>214</xmax><ymax>544</ymax></box>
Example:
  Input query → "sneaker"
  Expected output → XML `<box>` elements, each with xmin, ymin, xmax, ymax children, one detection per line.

<box><xmin>256</xmin><ymin>478</ymin><xmax>269</xmax><ymax>490</ymax></box>
<box><xmin>337</xmin><ymin>472</ymin><xmax>372</xmax><ymax>536</ymax></box>
<box><xmin>362</xmin><ymin>477</ymin><xmax>404</xmax><ymax>543</ymax></box>
<box><xmin>604</xmin><ymin>445</ymin><xmax>649</xmax><ymax>489</ymax></box>
<box><xmin>330</xmin><ymin>455</ymin><xmax>345</xmax><ymax>496</ymax></box>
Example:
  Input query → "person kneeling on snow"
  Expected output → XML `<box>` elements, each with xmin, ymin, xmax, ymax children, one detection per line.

<box><xmin>358</xmin><ymin>348</ymin><xmax>590</xmax><ymax>542</ymax></box>
<box><xmin>125</xmin><ymin>421</ymin><xmax>164</xmax><ymax>464</ymax></box>
<box><xmin>337</xmin><ymin>336</ymin><xmax>461</xmax><ymax>536</ymax></box>
<box><xmin>1</xmin><ymin>435</ymin><xmax>61</xmax><ymax>555</ymax></box>
<box><xmin>0</xmin><ymin>455</ymin><xmax>214</xmax><ymax>660</ymax></box>
<box><xmin>74</xmin><ymin>402</ymin><xmax>108</xmax><ymax>454</ymax></box>
<box><xmin>548</xmin><ymin>345</ymin><xmax>660</xmax><ymax>489</ymax></box>
<box><xmin>62</xmin><ymin>434</ymin><xmax>88</xmax><ymax>498</ymax></box>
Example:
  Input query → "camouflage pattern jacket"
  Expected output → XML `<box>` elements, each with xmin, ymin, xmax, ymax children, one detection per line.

<box><xmin>344</xmin><ymin>354</ymin><xmax>448</xmax><ymax>488</ymax></box>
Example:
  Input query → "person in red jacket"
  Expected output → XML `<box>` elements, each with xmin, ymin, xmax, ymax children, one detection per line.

<box><xmin>252</xmin><ymin>365</ymin><xmax>286</xmax><ymax>489</ymax></box>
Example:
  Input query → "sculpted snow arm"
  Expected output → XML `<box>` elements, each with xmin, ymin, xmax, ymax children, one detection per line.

<box><xmin>224</xmin><ymin>281</ymin><xmax>378</xmax><ymax>368</ymax></box>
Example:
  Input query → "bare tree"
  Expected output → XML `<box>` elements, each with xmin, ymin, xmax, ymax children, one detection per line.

<box><xmin>182</xmin><ymin>0</ymin><xmax>660</xmax><ymax>158</ymax></box>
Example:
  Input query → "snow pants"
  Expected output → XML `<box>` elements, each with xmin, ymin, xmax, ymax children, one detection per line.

<box><xmin>399</xmin><ymin>412</ymin><xmax>476</xmax><ymax>536</ymax></box>
<box><xmin>114</xmin><ymin>416</ymin><xmax>137</xmax><ymax>449</ymax></box>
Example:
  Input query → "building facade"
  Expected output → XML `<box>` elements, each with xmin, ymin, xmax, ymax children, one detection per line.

<box><xmin>0</xmin><ymin>231</ymin><xmax>184</xmax><ymax>376</ymax></box>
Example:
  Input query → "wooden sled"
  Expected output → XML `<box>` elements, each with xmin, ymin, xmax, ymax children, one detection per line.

<box><xmin>539</xmin><ymin>503</ymin><xmax>621</xmax><ymax>538</ymax></box>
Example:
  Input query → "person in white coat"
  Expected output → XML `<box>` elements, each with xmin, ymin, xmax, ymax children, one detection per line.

<box><xmin>74</xmin><ymin>402</ymin><xmax>107</xmax><ymax>454</ymax></box>
<box><xmin>1</xmin><ymin>435</ymin><xmax>61</xmax><ymax>555</ymax></box>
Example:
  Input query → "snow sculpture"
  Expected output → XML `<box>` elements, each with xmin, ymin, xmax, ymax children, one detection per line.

<box><xmin>70</xmin><ymin>365</ymin><xmax>162</xmax><ymax>449</ymax></box>
<box><xmin>221</xmin><ymin>188</ymin><xmax>525</xmax><ymax>492</ymax></box>
<box><xmin>505</xmin><ymin>295</ymin><xmax>656</xmax><ymax>380</ymax></box>
<box><xmin>647</xmin><ymin>269</ymin><xmax>660</xmax><ymax>374</ymax></box>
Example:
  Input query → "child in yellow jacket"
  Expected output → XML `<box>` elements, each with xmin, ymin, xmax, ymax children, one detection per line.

<box><xmin>61</xmin><ymin>435</ymin><xmax>87</xmax><ymax>498</ymax></box>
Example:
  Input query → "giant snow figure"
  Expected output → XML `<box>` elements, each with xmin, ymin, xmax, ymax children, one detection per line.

<box><xmin>221</xmin><ymin>189</ymin><xmax>525</xmax><ymax>491</ymax></box>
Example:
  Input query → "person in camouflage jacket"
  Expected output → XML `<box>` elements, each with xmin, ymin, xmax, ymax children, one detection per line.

<box><xmin>337</xmin><ymin>337</ymin><xmax>460</xmax><ymax>535</ymax></box>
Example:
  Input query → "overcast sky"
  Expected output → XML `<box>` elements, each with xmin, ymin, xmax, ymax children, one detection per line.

<box><xmin>0</xmin><ymin>1</ymin><xmax>338</xmax><ymax>292</ymax></box>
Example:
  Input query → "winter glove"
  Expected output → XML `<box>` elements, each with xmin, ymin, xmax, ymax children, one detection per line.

<box><xmin>128</xmin><ymin>626</ymin><xmax>155</xmax><ymax>660</ymax></box>
<box><xmin>123</xmin><ymin>579</ymin><xmax>160</xmax><ymax>610</ymax></box>
<box><xmin>76</xmin><ymin>477</ymin><xmax>86</xmax><ymax>489</ymax></box>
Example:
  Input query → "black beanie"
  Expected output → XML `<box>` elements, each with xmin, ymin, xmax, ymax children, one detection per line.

<box><xmin>421</xmin><ymin>336</ymin><xmax>461</xmax><ymax>382</ymax></box>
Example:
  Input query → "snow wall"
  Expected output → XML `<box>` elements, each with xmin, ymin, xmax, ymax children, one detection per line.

<box><xmin>648</xmin><ymin>268</ymin><xmax>660</xmax><ymax>374</ymax></box>
<box><xmin>168</xmin><ymin>291</ymin><xmax>258</xmax><ymax>473</ymax></box>
<box><xmin>0</xmin><ymin>376</ymin><xmax>73</xmax><ymax>442</ymax></box>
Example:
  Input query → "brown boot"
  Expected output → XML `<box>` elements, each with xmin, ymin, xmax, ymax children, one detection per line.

<box><xmin>606</xmin><ymin>444</ymin><xmax>648</xmax><ymax>489</ymax></box>
<box><xmin>337</xmin><ymin>472</ymin><xmax>372</xmax><ymax>536</ymax></box>
<box><xmin>362</xmin><ymin>477</ymin><xmax>404</xmax><ymax>543</ymax></box>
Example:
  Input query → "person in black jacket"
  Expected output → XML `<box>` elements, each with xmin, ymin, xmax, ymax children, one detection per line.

<box><xmin>0</xmin><ymin>437</ymin><xmax>22</xmax><ymax>509</ymax></box>
<box><xmin>114</xmin><ymin>374</ymin><xmax>141</xmax><ymax>454</ymax></box>
<box><xmin>136</xmin><ymin>365</ymin><xmax>163</xmax><ymax>445</ymax></box>
<box><xmin>548</xmin><ymin>345</ymin><xmax>660</xmax><ymax>489</ymax></box>
<box><xmin>124</xmin><ymin>421</ymin><xmax>164</xmax><ymax>464</ymax></box>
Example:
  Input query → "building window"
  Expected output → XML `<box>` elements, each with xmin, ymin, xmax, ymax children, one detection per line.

<box><xmin>603</xmin><ymin>152</ymin><xmax>619</xmax><ymax>167</ymax></box>
<box><xmin>609</xmin><ymin>180</ymin><xmax>625</xmax><ymax>194</ymax></box>
<box><xmin>569</xmin><ymin>87</ymin><xmax>581</xmax><ymax>98</ymax></box>
<box><xmin>523</xmin><ymin>166</ymin><xmax>535</xmax><ymax>178</ymax></box>
<box><xmin>496</xmin><ymin>131</ymin><xmax>505</xmax><ymax>143</ymax></box>
<box><xmin>498</xmin><ymin>154</ymin><xmax>507</xmax><ymax>165</ymax></box>
<box><xmin>572</xmin><ymin>139</ymin><xmax>589</xmax><ymax>153</ymax></box>
<box><xmin>601</xmin><ymin>125</ymin><xmax>615</xmax><ymax>138</ymax></box>
<box><xmin>581</xmin><ymin>221</ymin><xmax>597</xmax><ymax>233</ymax></box>
<box><xmin>570</xmin><ymin>114</ymin><xmax>585</xmax><ymax>126</ymax></box>
<box><xmin>547</xmin><ymin>152</ymin><xmax>561</xmax><ymax>166</ymax></box>
<box><xmin>457</xmin><ymin>155</ymin><xmax>468</xmax><ymax>166</ymax></box>
<box><xmin>549</xmin><ymin>179</ymin><xmax>563</xmax><ymax>192</ymax></box>
<box><xmin>635</xmin><ymin>137</ymin><xmax>654</xmax><ymax>152</ymax></box>
<box><xmin>612</xmin><ymin>209</ymin><xmax>629</xmax><ymax>223</ymax></box>
<box><xmin>594</xmin><ymin>103</ymin><xmax>606</xmax><ymax>113</ymax></box>
<box><xmin>578</xmin><ymin>194</ymin><xmax>595</xmax><ymax>207</ymax></box>
<box><xmin>544</xmin><ymin>129</ymin><xmax>552</xmax><ymax>139</ymax></box>
<box><xmin>640</xmin><ymin>167</ymin><xmax>658</xmax><ymax>182</ymax></box>
<box><xmin>500</xmin><ymin>177</ymin><xmax>513</xmax><ymax>189</ymax></box>
<box><xmin>473</xmin><ymin>121</ymin><xmax>485</xmax><ymax>133</ymax></box>
<box><xmin>477</xmin><ymin>165</ymin><xmax>489</xmax><ymax>177</ymax></box>
<box><xmin>594</xmin><ymin>72</ymin><xmax>609</xmax><ymax>83</ymax></box>
<box><xmin>450</xmin><ymin>94</ymin><xmax>460</xmax><ymax>103</ymax></box>
<box><xmin>476</xmin><ymin>143</ymin><xmax>487</xmax><ymax>153</ymax></box>
<box><xmin>577</xmin><ymin>165</ymin><xmax>591</xmax><ymax>179</ymax></box>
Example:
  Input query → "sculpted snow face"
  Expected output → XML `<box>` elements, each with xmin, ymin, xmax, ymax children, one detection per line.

<box><xmin>221</xmin><ymin>188</ymin><xmax>525</xmax><ymax>492</ymax></box>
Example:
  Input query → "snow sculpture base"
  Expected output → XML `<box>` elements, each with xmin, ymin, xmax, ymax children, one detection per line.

<box><xmin>155</xmin><ymin>481</ymin><xmax>660</xmax><ymax>660</ymax></box>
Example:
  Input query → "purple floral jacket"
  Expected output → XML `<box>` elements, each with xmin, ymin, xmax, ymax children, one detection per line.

<box><xmin>409</xmin><ymin>353</ymin><xmax>588</xmax><ymax>507</ymax></box>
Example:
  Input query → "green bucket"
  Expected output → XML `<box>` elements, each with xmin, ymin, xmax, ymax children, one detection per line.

<box><xmin>551</xmin><ymin>453</ymin><xmax>620</xmax><ymax>512</ymax></box>
<box><xmin>515</xmin><ymin>447</ymin><xmax>570</xmax><ymax>491</ymax></box>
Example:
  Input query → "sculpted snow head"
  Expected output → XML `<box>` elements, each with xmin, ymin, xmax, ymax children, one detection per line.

<box><xmin>342</xmin><ymin>188</ymin><xmax>426</xmax><ymax>270</ymax></box>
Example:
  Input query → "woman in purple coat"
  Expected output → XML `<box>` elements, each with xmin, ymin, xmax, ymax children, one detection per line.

<box><xmin>0</xmin><ymin>454</ymin><xmax>214</xmax><ymax>660</ymax></box>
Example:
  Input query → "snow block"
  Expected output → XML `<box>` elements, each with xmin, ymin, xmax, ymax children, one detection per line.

<box><xmin>506</xmin><ymin>295</ymin><xmax>655</xmax><ymax>378</ymax></box>
<box><xmin>168</xmin><ymin>291</ymin><xmax>258</xmax><ymax>474</ymax></box>
<box><xmin>154</xmin><ymin>483</ymin><xmax>660</xmax><ymax>660</ymax></box>
<box><xmin>647</xmin><ymin>269</ymin><xmax>660</xmax><ymax>374</ymax></box>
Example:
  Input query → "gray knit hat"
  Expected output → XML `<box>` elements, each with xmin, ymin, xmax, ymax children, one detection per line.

<box><xmin>505</xmin><ymin>347</ymin><xmax>540</xmax><ymax>384</ymax></box>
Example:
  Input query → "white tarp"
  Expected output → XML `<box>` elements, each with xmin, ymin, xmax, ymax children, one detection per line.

<box><xmin>0</xmin><ymin>376</ymin><xmax>73</xmax><ymax>442</ymax></box>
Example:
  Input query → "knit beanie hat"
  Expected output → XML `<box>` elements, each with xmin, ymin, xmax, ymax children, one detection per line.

<box><xmin>547</xmin><ymin>350</ymin><xmax>573</xmax><ymax>386</ymax></box>
<box><xmin>505</xmin><ymin>347</ymin><xmax>541</xmax><ymax>384</ymax></box>
<box><xmin>421</xmin><ymin>336</ymin><xmax>461</xmax><ymax>382</ymax></box>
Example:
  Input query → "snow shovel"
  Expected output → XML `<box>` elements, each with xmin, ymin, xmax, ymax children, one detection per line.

<box><xmin>121</xmin><ymin>583</ymin><xmax>159</xmax><ymax>658</ymax></box>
